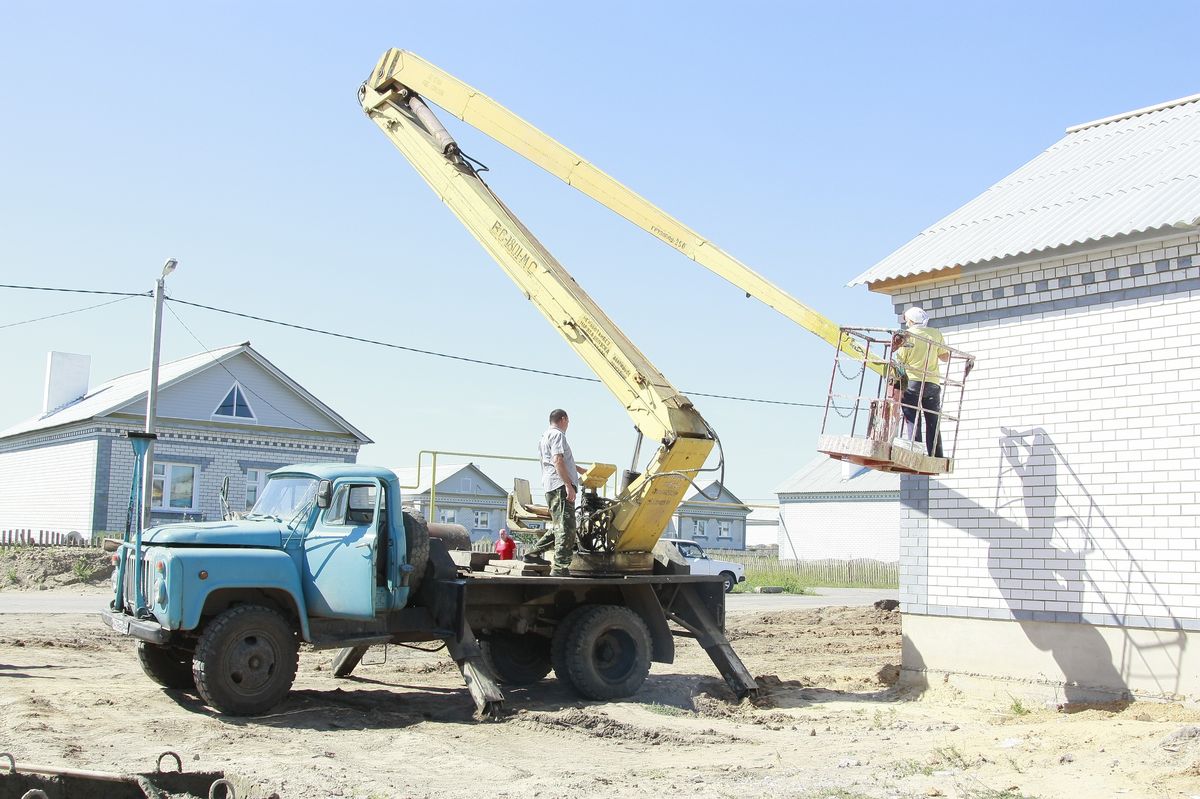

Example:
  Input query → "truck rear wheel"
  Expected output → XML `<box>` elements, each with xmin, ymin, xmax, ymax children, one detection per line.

<box><xmin>137</xmin><ymin>642</ymin><xmax>195</xmax><ymax>690</ymax></box>
<box><xmin>403</xmin><ymin>512</ymin><xmax>430</xmax><ymax>594</ymax></box>
<box><xmin>193</xmin><ymin>605</ymin><xmax>298</xmax><ymax>716</ymax></box>
<box><xmin>551</xmin><ymin>604</ymin><xmax>594</xmax><ymax>690</ymax></box>
<box><xmin>479</xmin><ymin>632</ymin><xmax>551</xmax><ymax>685</ymax></box>
<box><xmin>563</xmin><ymin>605</ymin><xmax>652</xmax><ymax>700</ymax></box>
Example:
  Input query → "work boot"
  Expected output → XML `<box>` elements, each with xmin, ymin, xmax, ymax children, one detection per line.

<box><xmin>522</xmin><ymin>553</ymin><xmax>548</xmax><ymax>564</ymax></box>
<box><xmin>549</xmin><ymin>569</ymin><xmax>571</xmax><ymax>578</ymax></box>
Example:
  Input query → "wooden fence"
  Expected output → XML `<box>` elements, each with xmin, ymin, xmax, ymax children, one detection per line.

<box><xmin>0</xmin><ymin>529</ymin><xmax>89</xmax><ymax>548</ymax></box>
<box><xmin>716</xmin><ymin>552</ymin><xmax>898</xmax><ymax>588</ymax></box>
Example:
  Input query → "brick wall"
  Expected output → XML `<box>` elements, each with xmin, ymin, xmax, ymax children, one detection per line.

<box><xmin>891</xmin><ymin>232</ymin><xmax>1200</xmax><ymax>631</ymax></box>
<box><xmin>0</xmin><ymin>438</ymin><xmax>97</xmax><ymax>532</ymax></box>
<box><xmin>101</xmin><ymin>422</ymin><xmax>359</xmax><ymax>532</ymax></box>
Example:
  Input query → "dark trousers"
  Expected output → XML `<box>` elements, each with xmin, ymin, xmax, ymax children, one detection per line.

<box><xmin>901</xmin><ymin>381</ymin><xmax>943</xmax><ymax>458</ymax></box>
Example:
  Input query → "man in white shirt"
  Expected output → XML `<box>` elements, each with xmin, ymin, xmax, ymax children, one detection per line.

<box><xmin>524</xmin><ymin>408</ymin><xmax>587</xmax><ymax>576</ymax></box>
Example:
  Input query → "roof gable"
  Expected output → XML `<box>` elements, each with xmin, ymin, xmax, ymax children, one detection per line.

<box><xmin>853</xmin><ymin>93</ymin><xmax>1200</xmax><ymax>288</ymax></box>
<box><xmin>1</xmin><ymin>343</ymin><xmax>370</xmax><ymax>442</ymax></box>
<box><xmin>391</xmin><ymin>463</ymin><xmax>506</xmax><ymax>498</ymax></box>
<box><xmin>682</xmin><ymin>481</ymin><xmax>749</xmax><ymax>511</ymax></box>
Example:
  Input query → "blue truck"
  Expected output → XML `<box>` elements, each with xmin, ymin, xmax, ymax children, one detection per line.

<box><xmin>101</xmin><ymin>463</ymin><xmax>756</xmax><ymax>717</ymax></box>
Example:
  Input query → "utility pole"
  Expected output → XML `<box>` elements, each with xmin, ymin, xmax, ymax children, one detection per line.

<box><xmin>142</xmin><ymin>258</ymin><xmax>177</xmax><ymax>529</ymax></box>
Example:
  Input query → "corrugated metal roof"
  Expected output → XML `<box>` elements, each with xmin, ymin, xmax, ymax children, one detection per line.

<box><xmin>0</xmin><ymin>343</ymin><xmax>372</xmax><ymax>442</ymax></box>
<box><xmin>774</xmin><ymin>455</ymin><xmax>899</xmax><ymax>496</ymax></box>
<box><xmin>851</xmin><ymin>93</ymin><xmax>1200</xmax><ymax>287</ymax></box>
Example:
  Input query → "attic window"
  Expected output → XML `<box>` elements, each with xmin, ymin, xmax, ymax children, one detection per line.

<box><xmin>214</xmin><ymin>383</ymin><xmax>256</xmax><ymax>420</ymax></box>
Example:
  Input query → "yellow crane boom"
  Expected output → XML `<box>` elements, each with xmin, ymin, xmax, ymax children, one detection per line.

<box><xmin>360</xmin><ymin>53</ymin><xmax>715</xmax><ymax>563</ymax></box>
<box><xmin>361</xmin><ymin>49</ymin><xmax>880</xmax><ymax>372</ymax></box>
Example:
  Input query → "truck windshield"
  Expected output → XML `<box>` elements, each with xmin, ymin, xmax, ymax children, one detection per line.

<box><xmin>248</xmin><ymin>477</ymin><xmax>318</xmax><ymax>521</ymax></box>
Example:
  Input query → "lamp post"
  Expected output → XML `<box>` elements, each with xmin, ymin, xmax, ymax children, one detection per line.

<box><xmin>142</xmin><ymin>258</ymin><xmax>177</xmax><ymax>529</ymax></box>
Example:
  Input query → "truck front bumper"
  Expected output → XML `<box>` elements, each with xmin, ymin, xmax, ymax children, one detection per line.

<box><xmin>100</xmin><ymin>608</ymin><xmax>169</xmax><ymax>644</ymax></box>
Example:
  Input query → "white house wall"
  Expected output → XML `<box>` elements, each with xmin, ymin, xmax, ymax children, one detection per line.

<box><xmin>0</xmin><ymin>438</ymin><xmax>96</xmax><ymax>533</ymax></box>
<box><xmin>890</xmin><ymin>231</ymin><xmax>1200</xmax><ymax>700</ymax></box>
<box><xmin>778</xmin><ymin>497</ymin><xmax>899</xmax><ymax>561</ymax></box>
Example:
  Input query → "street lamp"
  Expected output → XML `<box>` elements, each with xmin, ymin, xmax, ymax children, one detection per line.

<box><xmin>142</xmin><ymin>258</ymin><xmax>178</xmax><ymax>528</ymax></box>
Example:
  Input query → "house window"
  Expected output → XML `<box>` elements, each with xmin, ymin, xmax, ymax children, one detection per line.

<box><xmin>246</xmin><ymin>469</ymin><xmax>268</xmax><ymax>511</ymax></box>
<box><xmin>152</xmin><ymin>462</ymin><xmax>197</xmax><ymax>511</ymax></box>
<box><xmin>718</xmin><ymin>520</ymin><xmax>732</xmax><ymax>539</ymax></box>
<box><xmin>462</xmin><ymin>478</ymin><xmax>473</xmax><ymax>493</ymax></box>
<box><xmin>474</xmin><ymin>510</ymin><xmax>490</xmax><ymax>530</ymax></box>
<box><xmin>438</xmin><ymin>508</ymin><xmax>456</xmax><ymax>524</ymax></box>
<box><xmin>213</xmin><ymin>383</ymin><xmax>255</xmax><ymax>420</ymax></box>
<box><xmin>691</xmin><ymin>519</ymin><xmax>707</xmax><ymax>538</ymax></box>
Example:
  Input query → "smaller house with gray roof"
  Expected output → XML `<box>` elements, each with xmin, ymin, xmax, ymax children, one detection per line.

<box><xmin>0</xmin><ymin>343</ymin><xmax>370</xmax><ymax>536</ymax></box>
<box><xmin>775</xmin><ymin>456</ymin><xmax>900</xmax><ymax>562</ymax></box>
<box><xmin>392</xmin><ymin>463</ymin><xmax>509</xmax><ymax>543</ymax></box>
<box><xmin>671</xmin><ymin>481</ymin><xmax>751</xmax><ymax>551</ymax></box>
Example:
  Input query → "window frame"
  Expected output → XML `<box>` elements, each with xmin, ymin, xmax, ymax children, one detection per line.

<box><xmin>245</xmin><ymin>468</ymin><xmax>268</xmax><ymax>511</ymax></box>
<box><xmin>438</xmin><ymin>508</ymin><xmax>457</xmax><ymax>524</ymax></box>
<box><xmin>691</xmin><ymin>518</ymin><xmax>708</xmax><ymax>538</ymax></box>
<box><xmin>151</xmin><ymin>461</ymin><xmax>198</xmax><ymax>512</ymax></box>
<box><xmin>718</xmin><ymin>520</ymin><xmax>732</xmax><ymax>539</ymax></box>
<box><xmin>212</xmin><ymin>382</ymin><xmax>257</xmax><ymax>422</ymax></box>
<box><xmin>473</xmin><ymin>510</ymin><xmax>491</xmax><ymax>530</ymax></box>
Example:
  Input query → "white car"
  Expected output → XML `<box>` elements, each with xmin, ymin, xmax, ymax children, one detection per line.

<box><xmin>662</xmin><ymin>538</ymin><xmax>746</xmax><ymax>593</ymax></box>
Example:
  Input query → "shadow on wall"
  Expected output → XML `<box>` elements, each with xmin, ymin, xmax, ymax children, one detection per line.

<box><xmin>942</xmin><ymin>427</ymin><xmax>1186</xmax><ymax>702</ymax></box>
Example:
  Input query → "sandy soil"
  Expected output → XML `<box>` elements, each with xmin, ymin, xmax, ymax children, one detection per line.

<box><xmin>3</xmin><ymin>598</ymin><xmax>1200</xmax><ymax>799</ymax></box>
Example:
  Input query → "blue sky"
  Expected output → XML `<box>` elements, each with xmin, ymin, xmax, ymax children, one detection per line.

<box><xmin>2</xmin><ymin>1</ymin><xmax>1197</xmax><ymax>503</ymax></box>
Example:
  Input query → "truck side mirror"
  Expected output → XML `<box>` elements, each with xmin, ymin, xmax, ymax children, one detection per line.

<box><xmin>316</xmin><ymin>480</ymin><xmax>333</xmax><ymax>509</ymax></box>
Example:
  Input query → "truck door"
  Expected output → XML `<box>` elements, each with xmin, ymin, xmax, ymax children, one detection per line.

<box><xmin>303</xmin><ymin>479</ymin><xmax>381</xmax><ymax>619</ymax></box>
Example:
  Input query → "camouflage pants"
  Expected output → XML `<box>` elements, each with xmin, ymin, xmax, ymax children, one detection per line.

<box><xmin>530</xmin><ymin>486</ymin><xmax>576</xmax><ymax>572</ymax></box>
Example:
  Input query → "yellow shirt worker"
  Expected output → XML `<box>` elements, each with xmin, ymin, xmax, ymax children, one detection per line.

<box><xmin>895</xmin><ymin>307</ymin><xmax>949</xmax><ymax>457</ymax></box>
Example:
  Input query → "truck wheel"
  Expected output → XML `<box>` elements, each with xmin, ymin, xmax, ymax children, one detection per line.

<box><xmin>193</xmin><ymin>605</ymin><xmax>298</xmax><ymax>716</ymax></box>
<box><xmin>479</xmin><ymin>632</ymin><xmax>552</xmax><ymax>685</ymax></box>
<box><xmin>550</xmin><ymin>604</ymin><xmax>594</xmax><ymax>690</ymax></box>
<box><xmin>720</xmin><ymin>571</ymin><xmax>737</xmax><ymax>594</ymax></box>
<box><xmin>137</xmin><ymin>642</ymin><xmax>195</xmax><ymax>690</ymax></box>
<box><xmin>403</xmin><ymin>512</ymin><xmax>430</xmax><ymax>594</ymax></box>
<box><xmin>563</xmin><ymin>605</ymin><xmax>652</xmax><ymax>700</ymax></box>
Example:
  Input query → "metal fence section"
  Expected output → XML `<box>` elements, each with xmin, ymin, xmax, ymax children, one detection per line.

<box><xmin>0</xmin><ymin>529</ymin><xmax>88</xmax><ymax>548</ymax></box>
<box><xmin>716</xmin><ymin>552</ymin><xmax>899</xmax><ymax>588</ymax></box>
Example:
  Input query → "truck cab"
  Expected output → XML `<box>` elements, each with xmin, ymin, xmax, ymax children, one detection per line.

<box><xmin>102</xmin><ymin>464</ymin><xmax>426</xmax><ymax>715</ymax></box>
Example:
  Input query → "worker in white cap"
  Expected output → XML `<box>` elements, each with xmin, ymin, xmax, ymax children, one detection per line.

<box><xmin>894</xmin><ymin>307</ymin><xmax>949</xmax><ymax>457</ymax></box>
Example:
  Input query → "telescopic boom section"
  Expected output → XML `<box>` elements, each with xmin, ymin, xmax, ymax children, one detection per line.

<box><xmin>361</xmin><ymin>49</ymin><xmax>880</xmax><ymax>374</ymax></box>
<box><xmin>361</xmin><ymin>56</ymin><xmax>714</xmax><ymax>554</ymax></box>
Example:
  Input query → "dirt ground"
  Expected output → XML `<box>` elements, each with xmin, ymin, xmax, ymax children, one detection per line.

<box><xmin>3</xmin><ymin>553</ymin><xmax>1200</xmax><ymax>798</ymax></box>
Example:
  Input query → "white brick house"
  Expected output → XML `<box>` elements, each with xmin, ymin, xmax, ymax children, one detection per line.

<box><xmin>0</xmin><ymin>343</ymin><xmax>369</xmax><ymax>536</ymax></box>
<box><xmin>776</xmin><ymin>456</ymin><xmax>899</xmax><ymax>562</ymax></box>
<box><xmin>852</xmin><ymin>93</ymin><xmax>1200</xmax><ymax>702</ymax></box>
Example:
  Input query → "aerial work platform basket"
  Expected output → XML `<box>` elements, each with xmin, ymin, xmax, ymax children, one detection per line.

<box><xmin>817</xmin><ymin>327</ymin><xmax>975</xmax><ymax>476</ymax></box>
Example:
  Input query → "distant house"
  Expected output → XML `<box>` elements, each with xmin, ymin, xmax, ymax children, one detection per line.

<box><xmin>392</xmin><ymin>462</ymin><xmax>509</xmax><ymax>543</ymax></box>
<box><xmin>775</xmin><ymin>456</ymin><xmax>900</xmax><ymax>561</ymax></box>
<box><xmin>0</xmin><ymin>344</ymin><xmax>369</xmax><ymax>535</ymax></box>
<box><xmin>672</xmin><ymin>481</ymin><xmax>750</xmax><ymax>551</ymax></box>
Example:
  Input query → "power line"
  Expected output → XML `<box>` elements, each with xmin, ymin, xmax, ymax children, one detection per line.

<box><xmin>167</xmin><ymin>296</ymin><xmax>829</xmax><ymax>409</ymax></box>
<box><xmin>0</xmin><ymin>295</ymin><xmax>140</xmax><ymax>330</ymax></box>
<box><xmin>0</xmin><ymin>283</ymin><xmax>147</xmax><ymax>298</ymax></box>
<box><xmin>0</xmin><ymin>283</ymin><xmax>829</xmax><ymax>409</ymax></box>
